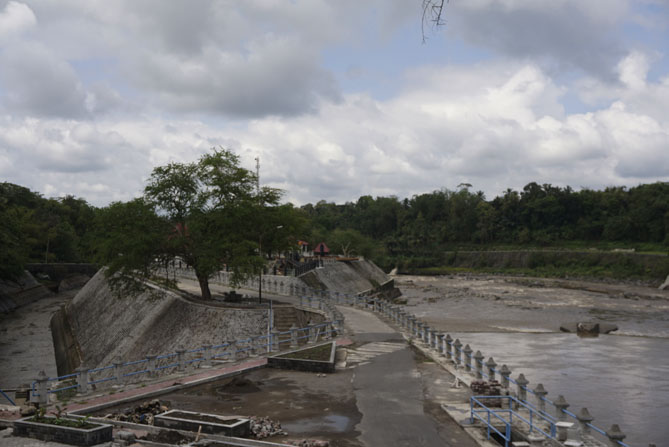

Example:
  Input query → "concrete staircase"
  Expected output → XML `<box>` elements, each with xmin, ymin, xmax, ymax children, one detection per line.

<box><xmin>272</xmin><ymin>306</ymin><xmax>297</xmax><ymax>344</ymax></box>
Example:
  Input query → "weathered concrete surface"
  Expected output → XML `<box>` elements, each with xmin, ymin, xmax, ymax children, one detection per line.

<box><xmin>300</xmin><ymin>260</ymin><xmax>390</xmax><ymax>295</ymax></box>
<box><xmin>660</xmin><ymin>274</ymin><xmax>669</xmax><ymax>290</ymax></box>
<box><xmin>64</xmin><ymin>270</ymin><xmax>268</xmax><ymax>371</ymax></box>
<box><xmin>0</xmin><ymin>290</ymin><xmax>73</xmax><ymax>390</ymax></box>
<box><xmin>0</xmin><ymin>271</ymin><xmax>54</xmax><ymax>314</ymax></box>
<box><xmin>339</xmin><ymin>306</ymin><xmax>478</xmax><ymax>447</ymax></box>
<box><xmin>559</xmin><ymin>321</ymin><xmax>618</xmax><ymax>334</ymax></box>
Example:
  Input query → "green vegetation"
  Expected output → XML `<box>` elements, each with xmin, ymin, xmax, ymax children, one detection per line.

<box><xmin>2</xmin><ymin>163</ymin><xmax>668</xmax><ymax>284</ymax></box>
<box><xmin>94</xmin><ymin>148</ymin><xmax>305</xmax><ymax>299</ymax></box>
<box><xmin>300</xmin><ymin>182</ymin><xmax>669</xmax><ymax>277</ymax></box>
<box><xmin>30</xmin><ymin>407</ymin><xmax>96</xmax><ymax>429</ymax></box>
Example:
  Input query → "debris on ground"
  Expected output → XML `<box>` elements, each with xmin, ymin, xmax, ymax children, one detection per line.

<box><xmin>286</xmin><ymin>439</ymin><xmax>329</xmax><ymax>447</ymax></box>
<box><xmin>102</xmin><ymin>399</ymin><xmax>170</xmax><ymax>424</ymax></box>
<box><xmin>249</xmin><ymin>416</ymin><xmax>287</xmax><ymax>438</ymax></box>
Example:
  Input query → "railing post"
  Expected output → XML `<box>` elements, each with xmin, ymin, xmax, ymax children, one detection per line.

<box><xmin>146</xmin><ymin>354</ymin><xmax>158</xmax><ymax>376</ymax></box>
<box><xmin>453</xmin><ymin>339</ymin><xmax>462</xmax><ymax>366</ymax></box>
<box><xmin>76</xmin><ymin>367</ymin><xmax>89</xmax><ymax>394</ymax></box>
<box><xmin>431</xmin><ymin>329</ymin><xmax>439</xmax><ymax>350</ymax></box>
<box><xmin>445</xmin><ymin>334</ymin><xmax>453</xmax><ymax>360</ymax></box>
<box><xmin>308</xmin><ymin>320</ymin><xmax>316</xmax><ymax>344</ymax></box>
<box><xmin>203</xmin><ymin>344</ymin><xmax>214</xmax><ymax>364</ymax></box>
<box><xmin>438</xmin><ymin>334</ymin><xmax>446</xmax><ymax>355</ymax></box>
<box><xmin>35</xmin><ymin>371</ymin><xmax>48</xmax><ymax>406</ymax></box>
<box><xmin>474</xmin><ymin>351</ymin><xmax>484</xmax><ymax>379</ymax></box>
<box><xmin>606</xmin><ymin>425</ymin><xmax>625</xmax><ymax>447</ymax></box>
<box><xmin>486</xmin><ymin>357</ymin><xmax>497</xmax><ymax>380</ymax></box>
<box><xmin>176</xmin><ymin>348</ymin><xmax>186</xmax><ymax>371</ymax></box>
<box><xmin>415</xmin><ymin>321</ymin><xmax>423</xmax><ymax>338</ymax></box>
<box><xmin>500</xmin><ymin>364</ymin><xmax>511</xmax><ymax>388</ymax></box>
<box><xmin>323</xmin><ymin>322</ymin><xmax>332</xmax><ymax>340</ymax></box>
<box><xmin>272</xmin><ymin>328</ymin><xmax>280</xmax><ymax>352</ymax></box>
<box><xmin>554</xmin><ymin>395</ymin><xmax>570</xmax><ymax>421</ymax></box>
<box><xmin>463</xmin><ymin>344</ymin><xmax>473</xmax><ymax>372</ymax></box>
<box><xmin>290</xmin><ymin>324</ymin><xmax>299</xmax><ymax>348</ymax></box>
<box><xmin>534</xmin><ymin>383</ymin><xmax>548</xmax><ymax>413</ymax></box>
<box><xmin>113</xmin><ymin>358</ymin><xmax>124</xmax><ymax>384</ymax></box>
<box><xmin>516</xmin><ymin>373</ymin><xmax>529</xmax><ymax>402</ymax></box>
<box><xmin>576</xmin><ymin>408</ymin><xmax>594</xmax><ymax>435</ymax></box>
<box><xmin>423</xmin><ymin>325</ymin><xmax>431</xmax><ymax>343</ymax></box>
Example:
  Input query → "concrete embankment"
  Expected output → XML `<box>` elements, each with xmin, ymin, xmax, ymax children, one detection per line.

<box><xmin>0</xmin><ymin>271</ymin><xmax>54</xmax><ymax>314</ymax></box>
<box><xmin>54</xmin><ymin>270</ymin><xmax>269</xmax><ymax>374</ymax></box>
<box><xmin>299</xmin><ymin>259</ymin><xmax>395</xmax><ymax>296</ymax></box>
<box><xmin>404</xmin><ymin>250</ymin><xmax>669</xmax><ymax>283</ymax></box>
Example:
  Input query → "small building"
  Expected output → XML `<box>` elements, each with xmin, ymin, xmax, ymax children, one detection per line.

<box><xmin>313</xmin><ymin>242</ymin><xmax>330</xmax><ymax>257</ymax></box>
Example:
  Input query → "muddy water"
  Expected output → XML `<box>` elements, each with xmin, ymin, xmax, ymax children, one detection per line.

<box><xmin>450</xmin><ymin>332</ymin><xmax>668</xmax><ymax>447</ymax></box>
<box><xmin>396</xmin><ymin>275</ymin><xmax>669</xmax><ymax>446</ymax></box>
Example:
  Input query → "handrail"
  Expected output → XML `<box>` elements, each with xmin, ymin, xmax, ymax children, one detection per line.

<box><xmin>0</xmin><ymin>388</ymin><xmax>16</xmax><ymax>406</ymax></box>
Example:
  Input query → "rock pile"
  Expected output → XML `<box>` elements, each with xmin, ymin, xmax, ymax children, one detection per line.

<box><xmin>103</xmin><ymin>399</ymin><xmax>169</xmax><ymax>425</ymax></box>
<box><xmin>249</xmin><ymin>416</ymin><xmax>287</xmax><ymax>438</ymax></box>
<box><xmin>286</xmin><ymin>440</ymin><xmax>329</xmax><ymax>447</ymax></box>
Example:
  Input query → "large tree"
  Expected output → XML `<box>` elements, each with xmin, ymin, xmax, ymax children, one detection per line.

<box><xmin>96</xmin><ymin>148</ymin><xmax>286</xmax><ymax>300</ymax></box>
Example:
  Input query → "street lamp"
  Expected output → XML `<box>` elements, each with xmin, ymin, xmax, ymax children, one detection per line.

<box><xmin>259</xmin><ymin>225</ymin><xmax>283</xmax><ymax>304</ymax></box>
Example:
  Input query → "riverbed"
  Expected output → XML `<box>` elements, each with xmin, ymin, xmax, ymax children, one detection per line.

<box><xmin>396</xmin><ymin>274</ymin><xmax>669</xmax><ymax>447</ymax></box>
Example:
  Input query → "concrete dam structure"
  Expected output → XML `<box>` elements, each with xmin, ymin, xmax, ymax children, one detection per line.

<box><xmin>52</xmin><ymin>269</ymin><xmax>270</xmax><ymax>375</ymax></box>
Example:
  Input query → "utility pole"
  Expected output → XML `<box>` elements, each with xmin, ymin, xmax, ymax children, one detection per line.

<box><xmin>254</xmin><ymin>156</ymin><xmax>260</xmax><ymax>195</ymax></box>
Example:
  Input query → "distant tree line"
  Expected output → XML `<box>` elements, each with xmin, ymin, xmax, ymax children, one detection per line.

<box><xmin>301</xmin><ymin>182</ymin><xmax>669</xmax><ymax>269</ymax></box>
<box><xmin>2</xmin><ymin>179</ymin><xmax>668</xmax><ymax>282</ymax></box>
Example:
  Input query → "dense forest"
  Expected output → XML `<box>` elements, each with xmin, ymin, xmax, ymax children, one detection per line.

<box><xmin>301</xmin><ymin>182</ymin><xmax>669</xmax><ymax>269</ymax></box>
<box><xmin>1</xmin><ymin>181</ymin><xmax>668</xmax><ymax>281</ymax></box>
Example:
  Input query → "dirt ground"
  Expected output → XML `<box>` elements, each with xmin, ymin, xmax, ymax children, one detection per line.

<box><xmin>395</xmin><ymin>274</ymin><xmax>669</xmax><ymax>337</ymax></box>
<box><xmin>94</xmin><ymin>368</ymin><xmax>363</xmax><ymax>447</ymax></box>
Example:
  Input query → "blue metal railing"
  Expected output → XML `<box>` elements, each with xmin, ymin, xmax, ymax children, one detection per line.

<box><xmin>470</xmin><ymin>395</ymin><xmax>557</xmax><ymax>447</ymax></box>
<box><xmin>0</xmin><ymin>388</ymin><xmax>16</xmax><ymax>406</ymax></box>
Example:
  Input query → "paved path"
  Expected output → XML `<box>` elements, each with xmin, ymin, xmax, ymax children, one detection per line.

<box><xmin>339</xmin><ymin>306</ymin><xmax>478</xmax><ymax>447</ymax></box>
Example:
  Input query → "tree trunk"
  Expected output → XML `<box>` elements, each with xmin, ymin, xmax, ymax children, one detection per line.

<box><xmin>196</xmin><ymin>271</ymin><xmax>212</xmax><ymax>300</ymax></box>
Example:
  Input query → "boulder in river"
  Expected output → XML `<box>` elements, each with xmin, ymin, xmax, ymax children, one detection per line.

<box><xmin>559</xmin><ymin>321</ymin><xmax>618</xmax><ymax>335</ymax></box>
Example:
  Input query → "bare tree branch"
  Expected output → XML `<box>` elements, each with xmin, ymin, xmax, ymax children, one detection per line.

<box><xmin>422</xmin><ymin>0</ymin><xmax>448</xmax><ymax>43</ymax></box>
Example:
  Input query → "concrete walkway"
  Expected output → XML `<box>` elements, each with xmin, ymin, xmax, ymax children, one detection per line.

<box><xmin>339</xmin><ymin>306</ymin><xmax>479</xmax><ymax>447</ymax></box>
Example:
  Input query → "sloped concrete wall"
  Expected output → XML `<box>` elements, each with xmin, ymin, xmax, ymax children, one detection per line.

<box><xmin>62</xmin><ymin>270</ymin><xmax>268</xmax><ymax>372</ymax></box>
<box><xmin>299</xmin><ymin>259</ymin><xmax>391</xmax><ymax>295</ymax></box>
<box><xmin>0</xmin><ymin>271</ymin><xmax>54</xmax><ymax>313</ymax></box>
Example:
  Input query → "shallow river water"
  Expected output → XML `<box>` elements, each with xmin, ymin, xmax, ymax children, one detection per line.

<box><xmin>449</xmin><ymin>332</ymin><xmax>668</xmax><ymax>446</ymax></box>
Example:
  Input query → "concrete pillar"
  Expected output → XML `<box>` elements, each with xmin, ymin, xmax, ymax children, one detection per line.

<box><xmin>486</xmin><ymin>357</ymin><xmax>497</xmax><ymax>380</ymax></box>
<box><xmin>299</xmin><ymin>296</ymin><xmax>304</xmax><ymax>307</ymax></box>
<box><xmin>576</xmin><ymin>407</ymin><xmax>594</xmax><ymax>436</ymax></box>
<box><xmin>76</xmin><ymin>368</ymin><xmax>89</xmax><ymax>394</ymax></box>
<box><xmin>431</xmin><ymin>330</ymin><xmax>439</xmax><ymax>350</ymax></box>
<box><xmin>408</xmin><ymin>317</ymin><xmax>415</xmax><ymax>335</ymax></box>
<box><xmin>556</xmin><ymin>422</ymin><xmax>574</xmax><ymax>442</ymax></box>
<box><xmin>323</xmin><ymin>322</ymin><xmax>332</xmax><ymax>340</ymax></box>
<box><xmin>463</xmin><ymin>344</ymin><xmax>473</xmax><ymax>372</ymax></box>
<box><xmin>534</xmin><ymin>383</ymin><xmax>548</xmax><ymax>412</ymax></box>
<box><xmin>33</xmin><ymin>371</ymin><xmax>48</xmax><ymax>405</ymax></box>
<box><xmin>445</xmin><ymin>334</ymin><xmax>453</xmax><ymax>360</ymax></box>
<box><xmin>203</xmin><ymin>344</ymin><xmax>214</xmax><ymax>364</ymax></box>
<box><xmin>453</xmin><ymin>339</ymin><xmax>462</xmax><ymax>366</ymax></box>
<box><xmin>554</xmin><ymin>395</ymin><xmax>570</xmax><ymax>421</ymax></box>
<box><xmin>526</xmin><ymin>434</ymin><xmax>545</xmax><ymax>447</ymax></box>
<box><xmin>500</xmin><ymin>364</ymin><xmax>511</xmax><ymax>388</ymax></box>
<box><xmin>416</xmin><ymin>321</ymin><xmax>423</xmax><ymax>338</ymax></box>
<box><xmin>176</xmin><ymin>348</ymin><xmax>186</xmax><ymax>371</ymax></box>
<box><xmin>438</xmin><ymin>334</ymin><xmax>446</xmax><ymax>355</ymax></box>
<box><xmin>606</xmin><ymin>425</ymin><xmax>625</xmax><ymax>447</ymax></box>
<box><xmin>113</xmin><ymin>359</ymin><xmax>124</xmax><ymax>384</ymax></box>
<box><xmin>422</xmin><ymin>325</ymin><xmax>430</xmax><ymax>343</ymax></box>
<box><xmin>146</xmin><ymin>355</ymin><xmax>158</xmax><ymax>376</ymax></box>
<box><xmin>516</xmin><ymin>374</ymin><xmax>529</xmax><ymax>402</ymax></box>
<box><xmin>473</xmin><ymin>351</ymin><xmax>484</xmax><ymax>379</ymax></box>
<box><xmin>272</xmin><ymin>329</ymin><xmax>280</xmax><ymax>352</ymax></box>
<box><xmin>308</xmin><ymin>320</ymin><xmax>316</xmax><ymax>344</ymax></box>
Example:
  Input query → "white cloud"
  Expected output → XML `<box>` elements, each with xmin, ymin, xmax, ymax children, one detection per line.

<box><xmin>0</xmin><ymin>1</ymin><xmax>36</xmax><ymax>42</ymax></box>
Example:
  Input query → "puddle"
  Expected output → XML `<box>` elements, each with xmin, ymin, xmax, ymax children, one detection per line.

<box><xmin>282</xmin><ymin>414</ymin><xmax>353</xmax><ymax>433</ymax></box>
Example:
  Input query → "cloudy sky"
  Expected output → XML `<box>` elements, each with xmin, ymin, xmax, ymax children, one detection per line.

<box><xmin>1</xmin><ymin>0</ymin><xmax>668</xmax><ymax>206</ymax></box>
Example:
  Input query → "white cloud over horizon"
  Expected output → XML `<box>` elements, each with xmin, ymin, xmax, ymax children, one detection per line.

<box><xmin>0</xmin><ymin>0</ymin><xmax>668</xmax><ymax>207</ymax></box>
